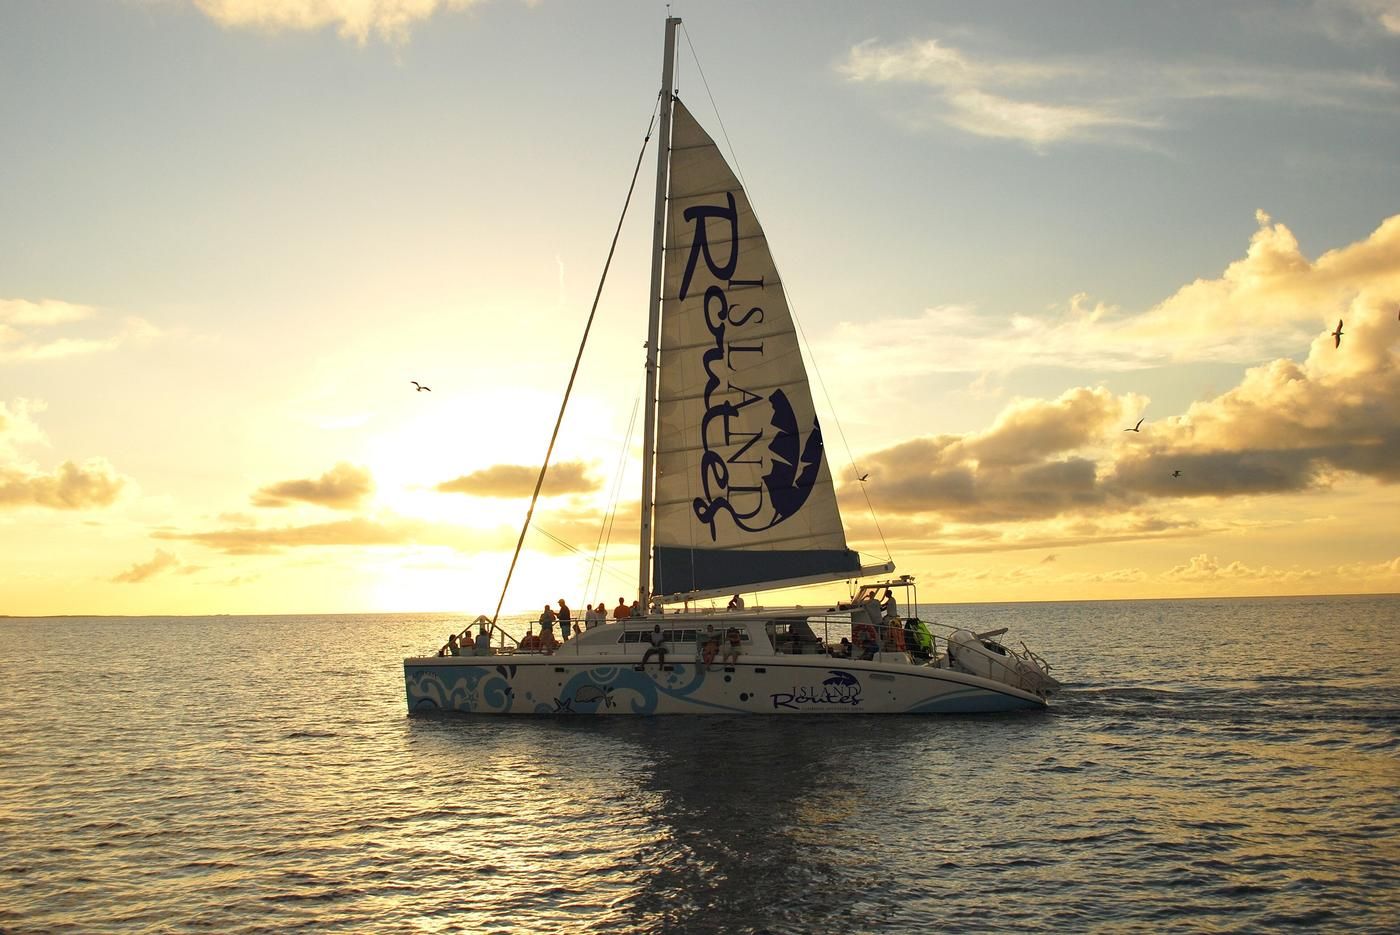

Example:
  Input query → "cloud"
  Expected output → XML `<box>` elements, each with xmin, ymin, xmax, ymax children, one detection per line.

<box><xmin>112</xmin><ymin>550</ymin><xmax>182</xmax><ymax>584</ymax></box>
<box><xmin>839</xmin><ymin>36</ymin><xmax>1398</xmax><ymax>147</ymax></box>
<box><xmin>0</xmin><ymin>297</ymin><xmax>160</xmax><ymax>364</ymax></box>
<box><xmin>251</xmin><ymin>462</ymin><xmax>373</xmax><ymax>509</ymax></box>
<box><xmin>859</xmin><ymin>386</ymin><xmax>1140</xmax><ymax>522</ymax></box>
<box><xmin>0</xmin><ymin>459</ymin><xmax>126</xmax><ymax>510</ymax></box>
<box><xmin>437</xmin><ymin>461</ymin><xmax>600</xmax><ymax>498</ymax></box>
<box><xmin>1161</xmin><ymin>552</ymin><xmax>1323</xmax><ymax>584</ymax></box>
<box><xmin>821</xmin><ymin>212</ymin><xmax>1400</xmax><ymax>380</ymax></box>
<box><xmin>1317</xmin><ymin>0</ymin><xmax>1400</xmax><ymax>37</ymax></box>
<box><xmin>158</xmin><ymin>516</ymin><xmax>425</xmax><ymax>554</ymax></box>
<box><xmin>0</xmin><ymin>398</ymin><xmax>48</xmax><ymax>458</ymax></box>
<box><xmin>0</xmin><ymin>298</ymin><xmax>94</xmax><ymax>327</ymax></box>
<box><xmin>1</xmin><ymin>401</ymin><xmax>127</xmax><ymax>510</ymax></box>
<box><xmin>848</xmin><ymin>280</ymin><xmax>1399</xmax><ymax>531</ymax></box>
<box><xmin>191</xmin><ymin>0</ymin><xmax>487</xmax><ymax>45</ymax></box>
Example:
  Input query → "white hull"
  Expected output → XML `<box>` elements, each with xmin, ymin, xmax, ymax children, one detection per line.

<box><xmin>404</xmin><ymin>651</ymin><xmax>1046</xmax><ymax>715</ymax></box>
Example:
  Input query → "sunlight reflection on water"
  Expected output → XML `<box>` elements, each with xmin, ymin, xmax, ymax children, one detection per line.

<box><xmin>1</xmin><ymin>595</ymin><xmax>1398</xmax><ymax>932</ymax></box>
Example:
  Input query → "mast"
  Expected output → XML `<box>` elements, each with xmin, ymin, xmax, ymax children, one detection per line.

<box><xmin>639</xmin><ymin>16</ymin><xmax>680</xmax><ymax>607</ymax></box>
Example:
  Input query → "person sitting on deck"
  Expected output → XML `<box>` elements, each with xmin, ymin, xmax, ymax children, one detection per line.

<box><xmin>699</xmin><ymin>624</ymin><xmax>719</xmax><ymax>668</ymax></box>
<box><xmin>727</xmin><ymin>593</ymin><xmax>745</xmax><ymax>610</ymax></box>
<box><xmin>474</xmin><ymin>626</ymin><xmax>492</xmax><ymax>655</ymax></box>
<box><xmin>641</xmin><ymin>624</ymin><xmax>667</xmax><ymax>669</ymax></box>
<box><xmin>722</xmin><ymin>628</ymin><xmax>743</xmax><ymax>665</ymax></box>
<box><xmin>519</xmin><ymin>626</ymin><xmax>542</xmax><ymax>652</ymax></box>
<box><xmin>442</xmin><ymin>633</ymin><xmax>460</xmax><ymax>657</ymax></box>
<box><xmin>832</xmin><ymin>637</ymin><xmax>852</xmax><ymax>659</ymax></box>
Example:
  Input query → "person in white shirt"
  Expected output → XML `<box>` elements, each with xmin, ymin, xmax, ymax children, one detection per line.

<box><xmin>641</xmin><ymin>624</ymin><xmax>667</xmax><ymax>669</ymax></box>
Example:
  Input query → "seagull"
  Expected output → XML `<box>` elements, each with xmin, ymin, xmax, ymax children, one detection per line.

<box><xmin>411</xmin><ymin>381</ymin><xmax>431</xmax><ymax>392</ymax></box>
<box><xmin>1331</xmin><ymin>320</ymin><xmax>1343</xmax><ymax>348</ymax></box>
<box><xmin>1124</xmin><ymin>417</ymin><xmax>1144</xmax><ymax>433</ymax></box>
<box><xmin>1171</xmin><ymin>470</ymin><xmax>1182</xmax><ymax>477</ymax></box>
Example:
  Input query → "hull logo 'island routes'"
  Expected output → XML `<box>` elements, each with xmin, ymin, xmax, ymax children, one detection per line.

<box><xmin>771</xmin><ymin>670</ymin><xmax>863</xmax><ymax>710</ymax></box>
<box><xmin>676</xmin><ymin>193</ymin><xmax>824</xmax><ymax>541</ymax></box>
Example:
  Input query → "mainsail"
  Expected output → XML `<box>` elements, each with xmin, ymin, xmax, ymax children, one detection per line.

<box><xmin>651</xmin><ymin>99</ymin><xmax>868</xmax><ymax>598</ymax></box>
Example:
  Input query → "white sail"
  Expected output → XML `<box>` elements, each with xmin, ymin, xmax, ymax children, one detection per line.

<box><xmin>651</xmin><ymin>99</ymin><xmax>867</xmax><ymax>598</ymax></box>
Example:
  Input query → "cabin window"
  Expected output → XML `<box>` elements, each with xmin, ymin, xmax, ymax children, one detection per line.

<box><xmin>615</xmin><ymin>628</ymin><xmax>750</xmax><ymax>644</ymax></box>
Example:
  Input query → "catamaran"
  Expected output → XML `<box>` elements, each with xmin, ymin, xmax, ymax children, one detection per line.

<box><xmin>403</xmin><ymin>18</ymin><xmax>1060</xmax><ymax>715</ymax></box>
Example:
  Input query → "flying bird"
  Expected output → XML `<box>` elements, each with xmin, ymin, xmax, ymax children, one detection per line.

<box><xmin>1171</xmin><ymin>470</ymin><xmax>1182</xmax><ymax>477</ymax></box>
<box><xmin>411</xmin><ymin>381</ymin><xmax>431</xmax><ymax>392</ymax></box>
<box><xmin>1331</xmin><ymin>320</ymin><xmax>1343</xmax><ymax>348</ymax></box>
<box><xmin>1124</xmin><ymin>417</ymin><xmax>1144</xmax><ymax>433</ymax></box>
<box><xmin>857</xmin><ymin>472</ymin><xmax>870</xmax><ymax>482</ymax></box>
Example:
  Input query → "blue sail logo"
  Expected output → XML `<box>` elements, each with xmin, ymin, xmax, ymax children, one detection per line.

<box><xmin>677</xmin><ymin>192</ymin><xmax>823</xmax><ymax>540</ymax></box>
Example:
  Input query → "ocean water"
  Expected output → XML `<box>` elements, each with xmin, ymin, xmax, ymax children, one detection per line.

<box><xmin>2</xmin><ymin>594</ymin><xmax>1398</xmax><ymax>933</ymax></box>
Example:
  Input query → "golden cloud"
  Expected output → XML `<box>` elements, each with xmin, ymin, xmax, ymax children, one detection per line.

<box><xmin>192</xmin><ymin>0</ymin><xmax>486</xmax><ymax>45</ymax></box>
<box><xmin>158</xmin><ymin>516</ymin><xmax>423</xmax><ymax>554</ymax></box>
<box><xmin>4</xmin><ymin>397</ymin><xmax>132</xmax><ymax>513</ymax></box>
<box><xmin>0</xmin><ymin>459</ymin><xmax>126</xmax><ymax>510</ymax></box>
<box><xmin>112</xmin><ymin>549</ymin><xmax>182</xmax><ymax>584</ymax></box>
<box><xmin>251</xmin><ymin>462</ymin><xmax>373</xmax><ymax>509</ymax></box>
<box><xmin>823</xmin><ymin>213</ymin><xmax>1400</xmax><ymax>379</ymax></box>
<box><xmin>0</xmin><ymin>297</ymin><xmax>160</xmax><ymax>364</ymax></box>
<box><xmin>437</xmin><ymin>461</ymin><xmax>600</xmax><ymax>498</ymax></box>
<box><xmin>850</xmin><ymin>317</ymin><xmax>1397</xmax><ymax>522</ymax></box>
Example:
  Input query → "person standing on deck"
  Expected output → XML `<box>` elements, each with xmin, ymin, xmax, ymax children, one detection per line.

<box><xmin>558</xmin><ymin>599</ymin><xmax>572</xmax><ymax>640</ymax></box>
<box><xmin>614</xmin><ymin>598</ymin><xmax>632</xmax><ymax>620</ymax></box>
<box><xmin>539</xmin><ymin>604</ymin><xmax>557</xmax><ymax>652</ymax></box>
<box><xmin>881</xmin><ymin>589</ymin><xmax>904</xmax><ymax>651</ymax></box>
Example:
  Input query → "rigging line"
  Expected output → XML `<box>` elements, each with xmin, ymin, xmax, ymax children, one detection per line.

<box><xmin>791</xmin><ymin>312</ymin><xmax>892</xmax><ymax>564</ymax></box>
<box><xmin>532</xmin><ymin>523</ymin><xmax>635</xmax><ymax>591</ymax></box>
<box><xmin>680</xmin><ymin>28</ymin><xmax>890</xmax><ymax>567</ymax></box>
<box><xmin>531</xmin><ymin>524</ymin><xmax>634</xmax><ymax>591</ymax></box>
<box><xmin>680</xmin><ymin>25</ymin><xmax>747</xmax><ymax>193</ymax></box>
<box><xmin>586</xmin><ymin>392</ymin><xmax>640</xmax><ymax>603</ymax></box>
<box><xmin>488</xmin><ymin>105</ymin><xmax>660</xmax><ymax>628</ymax></box>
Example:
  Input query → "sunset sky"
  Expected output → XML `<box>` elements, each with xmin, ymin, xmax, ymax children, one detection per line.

<box><xmin>3</xmin><ymin>0</ymin><xmax>1398</xmax><ymax>616</ymax></box>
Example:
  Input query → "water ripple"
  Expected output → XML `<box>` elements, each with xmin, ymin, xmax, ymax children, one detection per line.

<box><xmin>2</xmin><ymin>597</ymin><xmax>1399</xmax><ymax>932</ymax></box>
